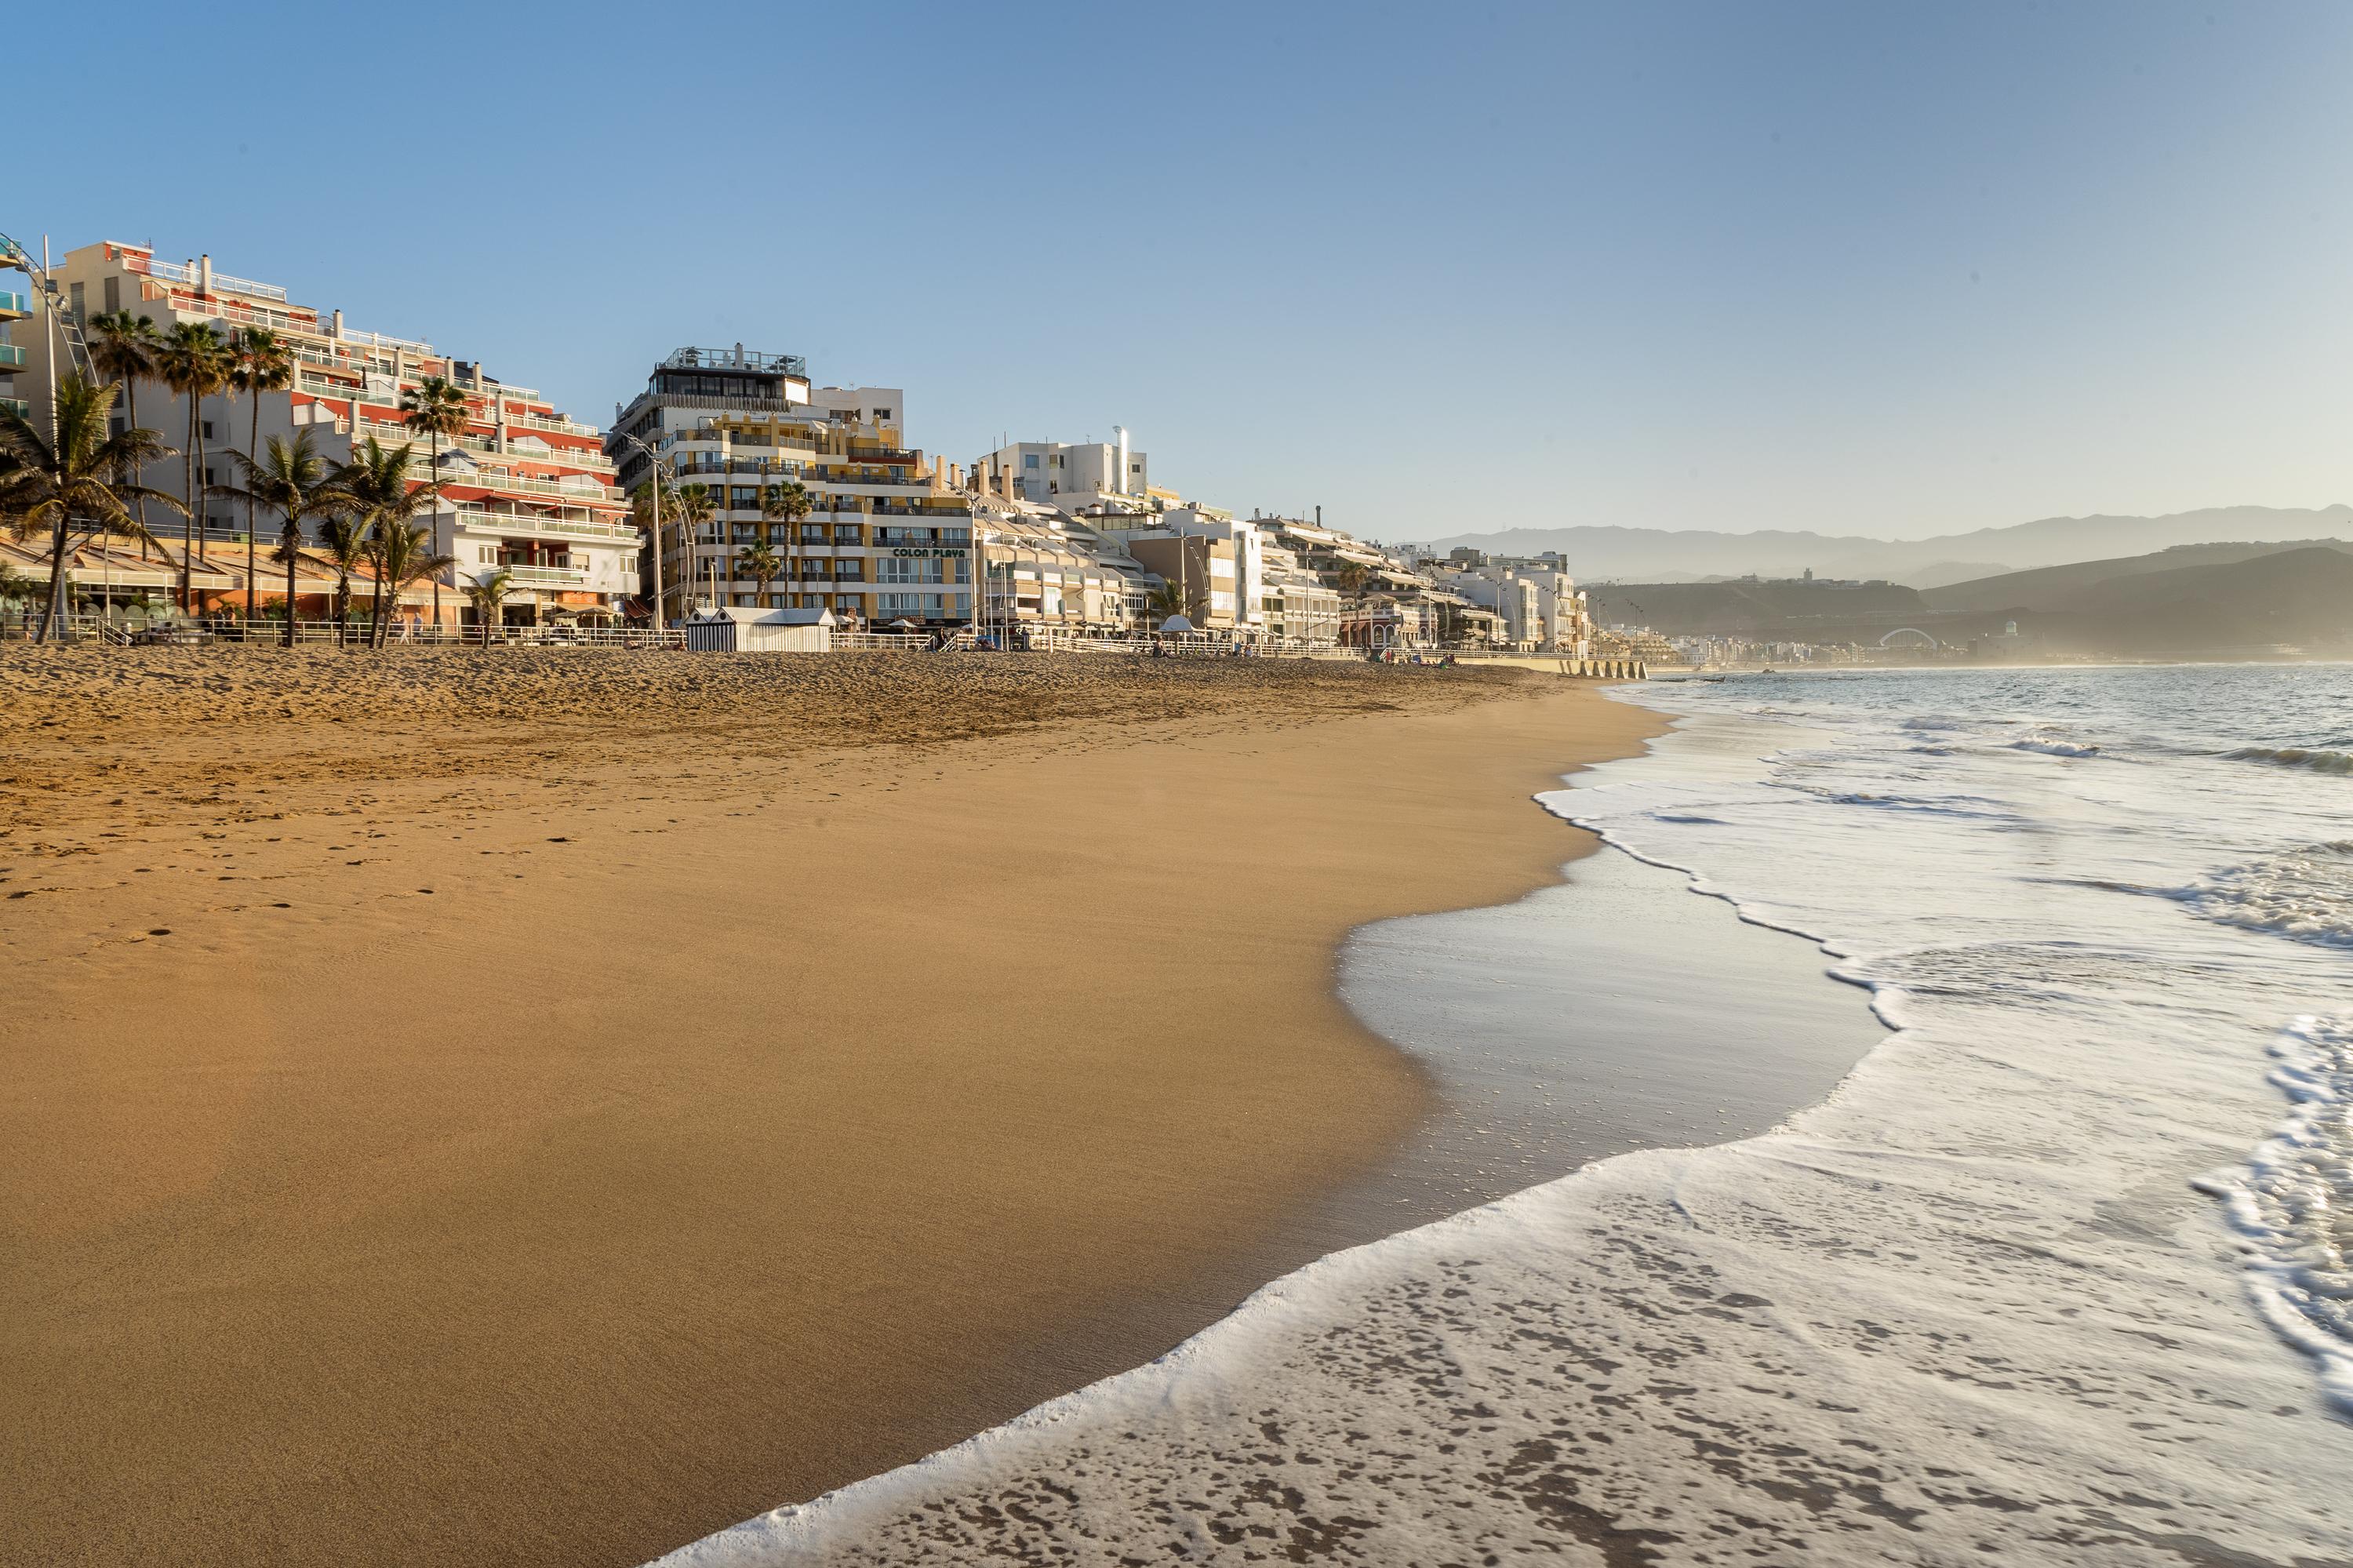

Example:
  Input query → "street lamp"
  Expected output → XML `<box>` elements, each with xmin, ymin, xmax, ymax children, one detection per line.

<box><xmin>613</xmin><ymin>431</ymin><xmax>670</xmax><ymax>635</ymax></box>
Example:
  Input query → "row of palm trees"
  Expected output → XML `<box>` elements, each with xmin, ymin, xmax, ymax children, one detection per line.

<box><xmin>0</xmin><ymin>369</ymin><xmax>511</xmax><ymax>646</ymax></box>
<box><xmin>3</xmin><ymin>308</ymin><xmax>512</xmax><ymax>644</ymax></box>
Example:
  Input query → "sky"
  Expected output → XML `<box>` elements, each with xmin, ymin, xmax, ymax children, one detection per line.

<box><xmin>15</xmin><ymin>1</ymin><xmax>2353</xmax><ymax>544</ymax></box>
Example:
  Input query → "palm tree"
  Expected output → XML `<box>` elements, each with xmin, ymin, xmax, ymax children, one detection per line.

<box><xmin>761</xmin><ymin>479</ymin><xmax>813</xmax><ymax>607</ymax></box>
<box><xmin>0</xmin><ymin>376</ymin><xmax>180</xmax><ymax>642</ymax></box>
<box><xmin>672</xmin><ymin>482</ymin><xmax>717</xmax><ymax>613</ymax></box>
<box><xmin>365</xmin><ymin>518</ymin><xmax>456</xmax><ymax>647</ymax></box>
<box><xmin>329</xmin><ymin>436</ymin><xmax>446</xmax><ymax>649</ymax></box>
<box><xmin>154</xmin><ymin>320</ymin><xmax>232</xmax><ymax>606</ymax></box>
<box><xmin>216</xmin><ymin>431</ymin><xmax>334</xmax><ymax>648</ymax></box>
<box><xmin>463</xmin><ymin>566</ymin><xmax>515</xmax><ymax>647</ymax></box>
<box><xmin>400</xmin><ymin>376</ymin><xmax>469</xmax><ymax>632</ymax></box>
<box><xmin>316</xmin><ymin>514</ymin><xmax>371</xmax><ymax>647</ymax></box>
<box><xmin>1145</xmin><ymin>578</ymin><xmax>1187</xmax><ymax>627</ymax></box>
<box><xmin>229</xmin><ymin>329</ymin><xmax>295</xmax><ymax>623</ymax></box>
<box><xmin>85</xmin><ymin>311</ymin><xmax>162</xmax><ymax>555</ymax></box>
<box><xmin>736</xmin><ymin>539</ymin><xmax>784</xmax><ymax>606</ymax></box>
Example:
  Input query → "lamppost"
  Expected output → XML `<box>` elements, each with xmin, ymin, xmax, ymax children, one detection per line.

<box><xmin>614</xmin><ymin>432</ymin><xmax>669</xmax><ymax>636</ymax></box>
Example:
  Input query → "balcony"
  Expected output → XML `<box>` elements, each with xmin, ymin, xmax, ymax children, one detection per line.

<box><xmin>355</xmin><ymin>416</ymin><xmax>614</xmax><ymax>474</ymax></box>
<box><xmin>128</xmin><ymin>255</ymin><xmax>290</xmax><ymax>302</ymax></box>
<box><xmin>2</xmin><ymin>398</ymin><xmax>27</xmax><ymax>420</ymax></box>
<box><xmin>499</xmin><ymin>564</ymin><xmax>589</xmax><ymax>588</ymax></box>
<box><xmin>0</xmin><ymin>344</ymin><xmax>24</xmax><ymax>369</ymax></box>
<box><xmin>439</xmin><ymin>467</ymin><xmax>625</xmax><ymax>506</ymax></box>
<box><xmin>664</xmin><ymin>346</ymin><xmax>806</xmax><ymax>377</ymax></box>
<box><xmin>0</xmin><ymin>291</ymin><xmax>27</xmax><ymax>317</ymax></box>
<box><xmin>451</xmin><ymin>507</ymin><xmax>640</xmax><ymax>544</ymax></box>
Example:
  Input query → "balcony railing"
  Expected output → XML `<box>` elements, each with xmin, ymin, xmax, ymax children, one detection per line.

<box><xmin>127</xmin><ymin>255</ymin><xmax>291</xmax><ymax>302</ymax></box>
<box><xmin>0</xmin><ymin>291</ymin><xmax>27</xmax><ymax>315</ymax></box>
<box><xmin>447</xmin><ymin>468</ymin><xmax>625</xmax><ymax>505</ymax></box>
<box><xmin>355</xmin><ymin>416</ymin><xmax>613</xmax><ymax>473</ymax></box>
<box><xmin>0</xmin><ymin>344</ymin><xmax>25</xmax><ymax>369</ymax></box>
<box><xmin>664</xmin><ymin>346</ymin><xmax>806</xmax><ymax>376</ymax></box>
<box><xmin>451</xmin><ymin>508</ymin><xmax>641</xmax><ymax>544</ymax></box>
<box><xmin>499</xmin><ymin>564</ymin><xmax>590</xmax><ymax>587</ymax></box>
<box><xmin>158</xmin><ymin>293</ymin><xmax>322</xmax><ymax>337</ymax></box>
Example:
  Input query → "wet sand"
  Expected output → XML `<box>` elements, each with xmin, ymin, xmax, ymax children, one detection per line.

<box><xmin>0</xmin><ymin>648</ymin><xmax>1660</xmax><ymax>1568</ymax></box>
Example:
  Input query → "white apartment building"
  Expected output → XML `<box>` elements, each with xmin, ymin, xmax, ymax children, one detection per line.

<box><xmin>608</xmin><ymin>350</ymin><xmax>937</xmax><ymax>622</ymax></box>
<box><xmin>21</xmin><ymin>242</ymin><xmax>639</xmax><ymax>626</ymax></box>
<box><xmin>977</xmin><ymin>431</ymin><xmax>1150</xmax><ymax>508</ymax></box>
<box><xmin>1438</xmin><ymin>555</ymin><xmax>1592</xmax><ymax>655</ymax></box>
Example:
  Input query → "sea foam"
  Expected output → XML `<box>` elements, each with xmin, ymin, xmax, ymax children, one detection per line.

<box><xmin>653</xmin><ymin>671</ymin><xmax>2353</xmax><ymax>1566</ymax></box>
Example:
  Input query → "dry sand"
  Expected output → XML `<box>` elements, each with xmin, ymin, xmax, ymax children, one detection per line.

<box><xmin>0</xmin><ymin>647</ymin><xmax>1661</xmax><ymax>1567</ymax></box>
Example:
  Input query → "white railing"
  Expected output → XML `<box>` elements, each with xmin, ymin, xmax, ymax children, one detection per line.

<box><xmin>501</xmin><ymin>565</ymin><xmax>590</xmax><ymax>586</ymax></box>
<box><xmin>164</xmin><ymin>293</ymin><xmax>321</xmax><ymax>336</ymax></box>
<box><xmin>504</xmin><ymin>408</ymin><xmax>602</xmax><ymax>439</ymax></box>
<box><xmin>451</xmin><ymin>508</ymin><xmax>641</xmax><ymax>544</ymax></box>
<box><xmin>355</xmin><ymin>417</ymin><xmax>615</xmax><ymax>473</ymax></box>
<box><xmin>335</xmin><ymin>326</ymin><xmax>437</xmax><ymax>355</ymax></box>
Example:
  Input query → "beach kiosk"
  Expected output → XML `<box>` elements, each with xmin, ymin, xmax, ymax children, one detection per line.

<box><xmin>681</xmin><ymin>606</ymin><xmax>835</xmax><ymax>653</ymax></box>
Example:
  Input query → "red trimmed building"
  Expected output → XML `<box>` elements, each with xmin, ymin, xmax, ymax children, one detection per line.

<box><xmin>19</xmin><ymin>242</ymin><xmax>641</xmax><ymax>630</ymax></box>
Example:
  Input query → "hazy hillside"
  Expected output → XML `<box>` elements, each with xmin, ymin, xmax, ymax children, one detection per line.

<box><xmin>1922</xmin><ymin>540</ymin><xmax>2353</xmax><ymax>613</ymax></box>
<box><xmin>1427</xmin><ymin>504</ymin><xmax>2353</xmax><ymax>586</ymax></box>
<box><xmin>2062</xmin><ymin>546</ymin><xmax>2353</xmax><ymax>655</ymax></box>
<box><xmin>1593</xmin><ymin>543</ymin><xmax>2353</xmax><ymax>657</ymax></box>
<box><xmin>1587</xmin><ymin>579</ymin><xmax>1926</xmax><ymax>636</ymax></box>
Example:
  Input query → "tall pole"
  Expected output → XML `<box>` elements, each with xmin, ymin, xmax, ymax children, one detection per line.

<box><xmin>620</xmin><ymin>433</ymin><xmax>666</xmax><ymax>637</ymax></box>
<box><xmin>41</xmin><ymin>236</ymin><xmax>58</xmax><ymax>447</ymax></box>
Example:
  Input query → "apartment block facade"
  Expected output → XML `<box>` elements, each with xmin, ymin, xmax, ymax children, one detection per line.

<box><xmin>19</xmin><ymin>242</ymin><xmax>638</xmax><ymax>625</ymax></box>
<box><xmin>977</xmin><ymin>435</ymin><xmax>1150</xmax><ymax>509</ymax></box>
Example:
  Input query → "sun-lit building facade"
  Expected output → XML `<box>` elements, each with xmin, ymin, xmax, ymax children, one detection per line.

<box><xmin>17</xmin><ymin>241</ymin><xmax>638</xmax><ymax>628</ymax></box>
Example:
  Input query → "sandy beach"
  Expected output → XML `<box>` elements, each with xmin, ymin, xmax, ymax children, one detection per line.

<box><xmin>0</xmin><ymin>648</ymin><xmax>1659</xmax><ymax>1568</ymax></box>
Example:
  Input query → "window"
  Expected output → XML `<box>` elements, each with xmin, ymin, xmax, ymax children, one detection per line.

<box><xmin>878</xmin><ymin>557</ymin><xmax>944</xmax><ymax>585</ymax></box>
<box><xmin>833</xmin><ymin>560</ymin><xmax>864</xmax><ymax>581</ymax></box>
<box><xmin>204</xmin><ymin>467</ymin><xmax>216</xmax><ymax>486</ymax></box>
<box><xmin>1130</xmin><ymin>463</ymin><xmax>1142</xmax><ymax>474</ymax></box>
<box><xmin>202</xmin><ymin>421</ymin><xmax>216</xmax><ymax>441</ymax></box>
<box><xmin>1023</xmin><ymin>454</ymin><xmax>1038</xmax><ymax>469</ymax></box>
<box><xmin>70</xmin><ymin>282</ymin><xmax>85</xmax><ymax>322</ymax></box>
<box><xmin>104</xmin><ymin>277</ymin><xmax>121</xmax><ymax>314</ymax></box>
<box><xmin>873</xmin><ymin>408</ymin><xmax>892</xmax><ymax>420</ymax></box>
<box><xmin>800</xmin><ymin>524</ymin><xmax>827</xmax><ymax>543</ymax></box>
<box><xmin>834</xmin><ymin>524</ymin><xmax>860</xmax><ymax>544</ymax></box>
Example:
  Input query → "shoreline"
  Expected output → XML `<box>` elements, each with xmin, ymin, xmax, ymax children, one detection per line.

<box><xmin>0</xmin><ymin>649</ymin><xmax>1663</xmax><ymax>1568</ymax></box>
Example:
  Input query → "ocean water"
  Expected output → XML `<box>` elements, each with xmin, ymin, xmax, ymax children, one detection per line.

<box><xmin>657</xmin><ymin>664</ymin><xmax>2353</xmax><ymax>1566</ymax></box>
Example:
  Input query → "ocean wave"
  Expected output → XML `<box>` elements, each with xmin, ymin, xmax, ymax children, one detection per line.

<box><xmin>2195</xmin><ymin>1014</ymin><xmax>2353</xmax><ymax>1413</ymax></box>
<box><xmin>2186</xmin><ymin>843</ymin><xmax>2353</xmax><ymax>949</ymax></box>
<box><xmin>2012</xmin><ymin>737</ymin><xmax>2102</xmax><ymax>757</ymax></box>
<box><xmin>2226</xmin><ymin>745</ymin><xmax>2353</xmax><ymax>776</ymax></box>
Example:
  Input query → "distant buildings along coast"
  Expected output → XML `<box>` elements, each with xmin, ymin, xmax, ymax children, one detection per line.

<box><xmin>2</xmin><ymin>237</ymin><xmax>1599</xmax><ymax>653</ymax></box>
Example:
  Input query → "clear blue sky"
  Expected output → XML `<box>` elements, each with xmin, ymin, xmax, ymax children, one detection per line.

<box><xmin>16</xmin><ymin>1</ymin><xmax>2351</xmax><ymax>542</ymax></box>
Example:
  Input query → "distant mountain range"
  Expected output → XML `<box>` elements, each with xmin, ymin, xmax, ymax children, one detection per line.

<box><xmin>1424</xmin><ymin>505</ymin><xmax>2353</xmax><ymax>588</ymax></box>
<box><xmin>1585</xmin><ymin>540</ymin><xmax>2353</xmax><ymax>658</ymax></box>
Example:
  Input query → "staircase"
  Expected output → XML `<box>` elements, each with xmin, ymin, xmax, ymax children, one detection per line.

<box><xmin>0</xmin><ymin>229</ymin><xmax>96</xmax><ymax>385</ymax></box>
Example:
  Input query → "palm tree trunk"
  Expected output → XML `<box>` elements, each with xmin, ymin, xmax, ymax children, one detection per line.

<box><xmin>125</xmin><ymin>377</ymin><xmax>153</xmax><ymax>562</ymax></box>
<box><xmin>245</xmin><ymin>397</ymin><xmax>260</xmax><ymax>624</ymax></box>
<box><xmin>335</xmin><ymin>576</ymin><xmax>349</xmax><ymax>648</ymax></box>
<box><xmin>193</xmin><ymin>406</ymin><xmax>208</xmax><ymax>567</ymax></box>
<box><xmin>429</xmin><ymin>434</ymin><xmax>443</xmax><ymax>638</ymax></box>
<box><xmin>37</xmin><ymin>515</ymin><xmax>73</xmax><ymax>644</ymax></box>
<box><xmin>181</xmin><ymin>399</ymin><xmax>198</xmax><ymax>613</ymax></box>
<box><xmin>282</xmin><ymin>524</ymin><xmax>298</xmax><ymax>649</ymax></box>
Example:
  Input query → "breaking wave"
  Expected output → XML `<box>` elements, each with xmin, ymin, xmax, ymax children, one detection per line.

<box><xmin>2227</xmin><ymin>745</ymin><xmax>2353</xmax><ymax>776</ymax></box>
